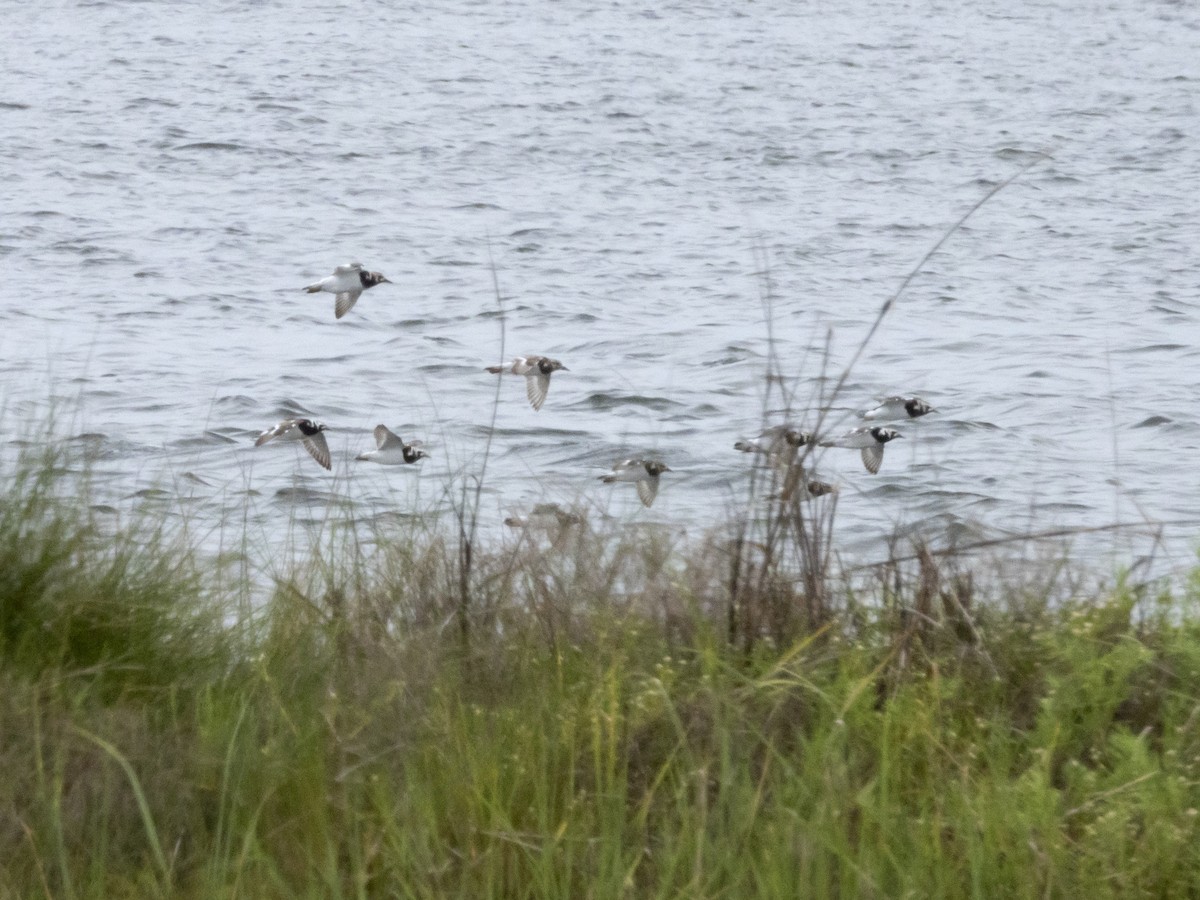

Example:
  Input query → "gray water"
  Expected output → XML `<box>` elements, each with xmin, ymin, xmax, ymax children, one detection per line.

<box><xmin>3</xmin><ymin>0</ymin><xmax>1198</xmax><ymax>578</ymax></box>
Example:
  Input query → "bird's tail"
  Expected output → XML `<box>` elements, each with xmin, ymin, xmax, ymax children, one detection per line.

<box><xmin>484</xmin><ymin>366</ymin><xmax>503</xmax><ymax>374</ymax></box>
<box><xmin>304</xmin><ymin>284</ymin><xmax>321</xmax><ymax>293</ymax></box>
<box><xmin>600</xmin><ymin>475</ymin><xmax>616</xmax><ymax>483</ymax></box>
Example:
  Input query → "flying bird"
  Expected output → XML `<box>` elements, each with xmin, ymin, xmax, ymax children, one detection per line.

<box><xmin>504</xmin><ymin>503</ymin><xmax>585</xmax><ymax>530</ymax></box>
<box><xmin>862</xmin><ymin>396</ymin><xmax>936</xmax><ymax>420</ymax></box>
<box><xmin>485</xmin><ymin>355</ymin><xmax>568</xmax><ymax>411</ymax></box>
<box><xmin>600</xmin><ymin>458</ymin><xmax>671</xmax><ymax>508</ymax></box>
<box><xmin>254</xmin><ymin>418</ymin><xmax>331</xmax><ymax>471</ymax></box>
<box><xmin>355</xmin><ymin>425</ymin><xmax>427</xmax><ymax>465</ymax></box>
<box><xmin>820</xmin><ymin>426</ymin><xmax>902</xmax><ymax>474</ymax></box>
<box><xmin>304</xmin><ymin>261</ymin><xmax>392</xmax><ymax>319</ymax></box>
<box><xmin>734</xmin><ymin>425</ymin><xmax>814</xmax><ymax>468</ymax></box>
<box><xmin>779</xmin><ymin>473</ymin><xmax>838</xmax><ymax>502</ymax></box>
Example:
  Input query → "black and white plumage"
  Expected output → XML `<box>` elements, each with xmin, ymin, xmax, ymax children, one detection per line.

<box><xmin>862</xmin><ymin>396</ymin><xmax>936</xmax><ymax>421</ymax></box>
<box><xmin>734</xmin><ymin>425</ymin><xmax>814</xmax><ymax>467</ymax></box>
<box><xmin>254</xmin><ymin>418</ymin><xmax>331</xmax><ymax>471</ymax></box>
<box><xmin>355</xmin><ymin>425</ymin><xmax>427</xmax><ymax>465</ymax></box>
<box><xmin>819</xmin><ymin>426</ymin><xmax>902</xmax><ymax>474</ymax></box>
<box><xmin>774</xmin><ymin>471</ymin><xmax>839</xmax><ymax>502</ymax></box>
<box><xmin>303</xmin><ymin>262</ymin><xmax>392</xmax><ymax>320</ymax></box>
<box><xmin>485</xmin><ymin>355</ymin><xmax>568</xmax><ymax>411</ymax></box>
<box><xmin>600</xmin><ymin>458</ymin><xmax>671</xmax><ymax>508</ymax></box>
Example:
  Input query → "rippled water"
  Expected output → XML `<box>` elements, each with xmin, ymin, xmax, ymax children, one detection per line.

<box><xmin>3</xmin><ymin>0</ymin><xmax>1198</xmax><ymax>577</ymax></box>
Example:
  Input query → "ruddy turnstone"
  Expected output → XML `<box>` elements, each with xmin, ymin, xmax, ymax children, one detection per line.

<box><xmin>504</xmin><ymin>503</ymin><xmax>585</xmax><ymax>530</ymax></box>
<box><xmin>773</xmin><ymin>471</ymin><xmax>838</xmax><ymax>502</ymax></box>
<box><xmin>485</xmin><ymin>355</ymin><xmax>568</xmax><ymax>411</ymax></box>
<box><xmin>355</xmin><ymin>425</ymin><xmax>427</xmax><ymax>465</ymax></box>
<box><xmin>254</xmin><ymin>418</ymin><xmax>331</xmax><ymax>471</ymax></box>
<box><xmin>862</xmin><ymin>396</ymin><xmax>936</xmax><ymax>420</ymax></box>
<box><xmin>803</xmin><ymin>478</ymin><xmax>837</xmax><ymax>498</ymax></box>
<box><xmin>819</xmin><ymin>426</ymin><xmax>902</xmax><ymax>474</ymax></box>
<box><xmin>600</xmin><ymin>458</ymin><xmax>671</xmax><ymax>508</ymax></box>
<box><xmin>734</xmin><ymin>425</ymin><xmax>814</xmax><ymax>467</ymax></box>
<box><xmin>304</xmin><ymin>261</ymin><xmax>392</xmax><ymax>320</ymax></box>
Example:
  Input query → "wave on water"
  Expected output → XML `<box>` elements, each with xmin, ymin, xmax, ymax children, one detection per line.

<box><xmin>273</xmin><ymin>486</ymin><xmax>338</xmax><ymax>505</ymax></box>
<box><xmin>574</xmin><ymin>392</ymin><xmax>685</xmax><ymax>412</ymax></box>
<box><xmin>1133</xmin><ymin>415</ymin><xmax>1172</xmax><ymax>428</ymax></box>
<box><xmin>172</xmin><ymin>142</ymin><xmax>249</xmax><ymax>152</ymax></box>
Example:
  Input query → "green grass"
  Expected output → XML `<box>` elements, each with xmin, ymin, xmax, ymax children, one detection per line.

<box><xmin>2</xmin><ymin>445</ymin><xmax>1200</xmax><ymax>898</ymax></box>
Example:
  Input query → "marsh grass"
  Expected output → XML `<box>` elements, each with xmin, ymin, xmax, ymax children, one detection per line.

<box><xmin>2</xmin><ymin>436</ymin><xmax>1200</xmax><ymax>898</ymax></box>
<box><xmin>8</xmin><ymin>157</ymin><xmax>1200</xmax><ymax>896</ymax></box>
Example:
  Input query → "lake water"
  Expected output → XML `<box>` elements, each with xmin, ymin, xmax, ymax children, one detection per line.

<box><xmin>3</xmin><ymin>0</ymin><xmax>1198</xmax><ymax>582</ymax></box>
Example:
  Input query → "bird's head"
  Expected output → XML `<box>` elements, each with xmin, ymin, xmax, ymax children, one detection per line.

<box><xmin>784</xmin><ymin>429</ymin><xmax>813</xmax><ymax>447</ymax></box>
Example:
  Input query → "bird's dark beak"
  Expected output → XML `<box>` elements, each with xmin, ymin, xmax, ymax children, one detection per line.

<box><xmin>560</xmin><ymin>365</ymin><xmax>570</xmax><ymax>372</ymax></box>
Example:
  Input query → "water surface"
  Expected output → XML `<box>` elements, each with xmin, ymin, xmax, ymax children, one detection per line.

<box><xmin>2</xmin><ymin>0</ymin><xmax>1197</xmax><ymax>578</ymax></box>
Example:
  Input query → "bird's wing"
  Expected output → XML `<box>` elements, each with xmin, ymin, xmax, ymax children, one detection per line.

<box><xmin>334</xmin><ymin>290</ymin><xmax>362</xmax><ymax>319</ymax></box>
<box><xmin>303</xmin><ymin>431</ymin><xmax>332</xmax><ymax>471</ymax></box>
<box><xmin>778</xmin><ymin>461</ymin><xmax>806</xmax><ymax>501</ymax></box>
<box><xmin>831</xmin><ymin>429</ymin><xmax>870</xmax><ymax>449</ymax></box>
<box><xmin>334</xmin><ymin>262</ymin><xmax>364</xmax><ymax>274</ymax></box>
<box><xmin>636</xmin><ymin>477</ymin><xmax>659</xmax><ymax>508</ymax></box>
<box><xmin>602</xmin><ymin>460</ymin><xmax>637</xmax><ymax>483</ymax></box>
<box><xmin>861</xmin><ymin>444</ymin><xmax>884</xmax><ymax>475</ymax></box>
<box><xmin>254</xmin><ymin>421</ymin><xmax>290</xmax><ymax>446</ymax></box>
<box><xmin>770</xmin><ymin>443</ymin><xmax>800</xmax><ymax>472</ymax></box>
<box><xmin>375</xmin><ymin>425</ymin><xmax>404</xmax><ymax>450</ymax></box>
<box><xmin>526</xmin><ymin>373</ymin><xmax>550</xmax><ymax>411</ymax></box>
<box><xmin>758</xmin><ymin>425</ymin><xmax>790</xmax><ymax>449</ymax></box>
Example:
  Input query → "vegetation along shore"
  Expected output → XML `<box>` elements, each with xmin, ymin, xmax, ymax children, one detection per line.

<box><xmin>2</xmin><ymin>432</ymin><xmax>1199</xmax><ymax>899</ymax></box>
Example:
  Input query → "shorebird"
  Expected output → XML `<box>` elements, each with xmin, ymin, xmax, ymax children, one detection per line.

<box><xmin>820</xmin><ymin>426</ymin><xmax>902</xmax><ymax>474</ymax></box>
<box><xmin>254</xmin><ymin>418</ymin><xmax>331</xmax><ymax>471</ymax></box>
<box><xmin>774</xmin><ymin>470</ymin><xmax>838</xmax><ymax>502</ymax></box>
<box><xmin>600</xmin><ymin>458</ymin><xmax>671</xmax><ymax>508</ymax></box>
<box><xmin>485</xmin><ymin>355</ymin><xmax>568</xmax><ymax>411</ymax></box>
<box><xmin>355</xmin><ymin>425</ymin><xmax>427</xmax><ymax>465</ymax></box>
<box><xmin>304</xmin><ymin>261</ymin><xmax>391</xmax><ymax>319</ymax></box>
<box><xmin>862</xmin><ymin>396</ymin><xmax>936</xmax><ymax>420</ymax></box>
<box><xmin>504</xmin><ymin>503</ymin><xmax>585</xmax><ymax>530</ymax></box>
<box><xmin>734</xmin><ymin>425</ymin><xmax>814</xmax><ymax>468</ymax></box>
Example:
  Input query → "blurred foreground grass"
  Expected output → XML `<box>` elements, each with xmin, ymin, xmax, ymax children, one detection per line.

<box><xmin>3</xmin><ymin>443</ymin><xmax>1200</xmax><ymax>899</ymax></box>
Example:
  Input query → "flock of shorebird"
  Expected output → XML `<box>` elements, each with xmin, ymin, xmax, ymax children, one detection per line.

<box><xmin>255</xmin><ymin>261</ymin><xmax>938</xmax><ymax>511</ymax></box>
